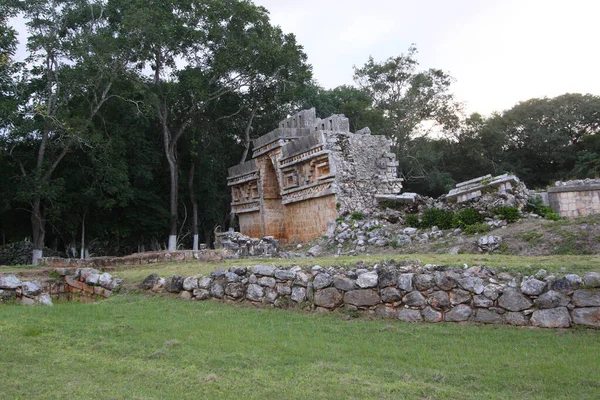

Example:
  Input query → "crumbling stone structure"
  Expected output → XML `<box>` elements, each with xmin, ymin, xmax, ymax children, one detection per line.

<box><xmin>548</xmin><ymin>179</ymin><xmax>600</xmax><ymax>218</ymax></box>
<box><xmin>227</xmin><ymin>108</ymin><xmax>402</xmax><ymax>243</ymax></box>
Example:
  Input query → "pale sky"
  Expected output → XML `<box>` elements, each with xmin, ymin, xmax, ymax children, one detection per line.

<box><xmin>11</xmin><ymin>0</ymin><xmax>600</xmax><ymax>116</ymax></box>
<box><xmin>254</xmin><ymin>0</ymin><xmax>600</xmax><ymax>116</ymax></box>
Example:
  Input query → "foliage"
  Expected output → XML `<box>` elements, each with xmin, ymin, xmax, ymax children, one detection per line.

<box><xmin>463</xmin><ymin>223</ymin><xmax>491</xmax><ymax>235</ymax></box>
<box><xmin>493</xmin><ymin>206</ymin><xmax>521</xmax><ymax>223</ymax></box>
<box><xmin>452</xmin><ymin>208</ymin><xmax>484</xmax><ymax>229</ymax></box>
<box><xmin>349</xmin><ymin>211</ymin><xmax>365</xmax><ymax>221</ymax></box>
<box><xmin>404</xmin><ymin>214</ymin><xmax>420</xmax><ymax>228</ymax></box>
<box><xmin>525</xmin><ymin>196</ymin><xmax>561</xmax><ymax>221</ymax></box>
<box><xmin>420</xmin><ymin>208</ymin><xmax>454</xmax><ymax>230</ymax></box>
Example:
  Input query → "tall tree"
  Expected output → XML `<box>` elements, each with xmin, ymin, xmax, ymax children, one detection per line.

<box><xmin>6</xmin><ymin>0</ymin><xmax>131</xmax><ymax>263</ymax></box>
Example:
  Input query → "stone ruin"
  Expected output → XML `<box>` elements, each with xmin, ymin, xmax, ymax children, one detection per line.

<box><xmin>227</xmin><ymin>108</ymin><xmax>403</xmax><ymax>243</ymax></box>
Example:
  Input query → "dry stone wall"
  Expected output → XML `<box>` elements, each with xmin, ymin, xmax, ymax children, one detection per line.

<box><xmin>143</xmin><ymin>262</ymin><xmax>600</xmax><ymax>329</ymax></box>
<box><xmin>548</xmin><ymin>179</ymin><xmax>600</xmax><ymax>218</ymax></box>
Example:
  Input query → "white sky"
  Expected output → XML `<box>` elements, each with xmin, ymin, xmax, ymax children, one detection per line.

<box><xmin>11</xmin><ymin>0</ymin><xmax>600</xmax><ymax>116</ymax></box>
<box><xmin>254</xmin><ymin>0</ymin><xmax>600</xmax><ymax>116</ymax></box>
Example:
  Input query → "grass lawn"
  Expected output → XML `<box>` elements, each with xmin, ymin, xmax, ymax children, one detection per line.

<box><xmin>1</xmin><ymin>295</ymin><xmax>599</xmax><ymax>399</ymax></box>
<box><xmin>112</xmin><ymin>253</ymin><xmax>600</xmax><ymax>283</ymax></box>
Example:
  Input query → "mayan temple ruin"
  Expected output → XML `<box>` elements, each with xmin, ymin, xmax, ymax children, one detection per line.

<box><xmin>227</xmin><ymin>108</ymin><xmax>403</xmax><ymax>243</ymax></box>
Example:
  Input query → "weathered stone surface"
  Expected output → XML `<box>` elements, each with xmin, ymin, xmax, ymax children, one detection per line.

<box><xmin>225</xmin><ymin>282</ymin><xmax>245</xmax><ymax>298</ymax></box>
<box><xmin>276</xmin><ymin>283</ymin><xmax>292</xmax><ymax>296</ymax></box>
<box><xmin>0</xmin><ymin>289</ymin><xmax>16</xmax><ymax>300</ymax></box>
<box><xmin>571</xmin><ymin>307</ymin><xmax>600</xmax><ymax>327</ymax></box>
<box><xmin>428</xmin><ymin>291</ymin><xmax>451</xmax><ymax>311</ymax></box>
<box><xmin>314</xmin><ymin>287</ymin><xmax>343</xmax><ymax>309</ymax></box>
<box><xmin>478</xmin><ymin>235</ymin><xmax>502</xmax><ymax>252</ymax></box>
<box><xmin>498</xmin><ymin>288</ymin><xmax>533</xmax><ymax>312</ymax></box>
<box><xmin>294</xmin><ymin>272</ymin><xmax>309</xmax><ymax>287</ymax></box>
<box><xmin>421</xmin><ymin>306</ymin><xmax>443</xmax><ymax>322</ymax></box>
<box><xmin>572</xmin><ymin>289</ymin><xmax>600</xmax><ymax>307</ymax></box>
<box><xmin>380</xmin><ymin>287</ymin><xmax>402</xmax><ymax>303</ymax></box>
<box><xmin>531</xmin><ymin>307</ymin><xmax>571</xmax><ymax>328</ymax></box>
<box><xmin>246</xmin><ymin>283</ymin><xmax>264</xmax><ymax>302</ymax></box>
<box><xmin>198</xmin><ymin>276</ymin><xmax>212</xmax><ymax>289</ymax></box>
<box><xmin>252</xmin><ymin>265</ymin><xmax>275</xmax><ymax>276</ymax></box>
<box><xmin>378</xmin><ymin>269</ymin><xmax>398</xmax><ymax>288</ymax></box>
<box><xmin>98</xmin><ymin>273</ymin><xmax>113</xmax><ymax>288</ymax></box>
<box><xmin>86</xmin><ymin>273</ymin><xmax>100</xmax><ymax>286</ymax></box>
<box><xmin>374</xmin><ymin>304</ymin><xmax>396</xmax><ymax>319</ymax></box>
<box><xmin>449</xmin><ymin>289</ymin><xmax>471</xmax><ymax>305</ymax></box>
<box><xmin>265</xmin><ymin>288</ymin><xmax>278</xmax><ymax>303</ymax></box>
<box><xmin>445</xmin><ymin>305</ymin><xmax>472</xmax><ymax>322</ymax></box>
<box><xmin>168</xmin><ymin>276</ymin><xmax>185</xmax><ymax>293</ymax></box>
<box><xmin>457</xmin><ymin>277</ymin><xmax>484</xmax><ymax>294</ymax></box>
<box><xmin>258</xmin><ymin>277</ymin><xmax>276</xmax><ymax>288</ymax></box>
<box><xmin>210</xmin><ymin>282</ymin><xmax>224</xmax><ymax>298</ymax></box>
<box><xmin>505</xmin><ymin>312</ymin><xmax>528</xmax><ymax>326</ymax></box>
<box><xmin>183</xmin><ymin>276</ymin><xmax>199</xmax><ymax>291</ymax></box>
<box><xmin>19</xmin><ymin>296</ymin><xmax>36</xmax><ymax>305</ymax></box>
<box><xmin>473</xmin><ymin>309</ymin><xmax>504</xmax><ymax>324</ymax></box>
<box><xmin>153</xmin><ymin>278</ymin><xmax>166</xmax><ymax>292</ymax></box>
<box><xmin>140</xmin><ymin>274</ymin><xmax>160</xmax><ymax>290</ymax></box>
<box><xmin>397</xmin><ymin>273</ymin><xmax>414</xmax><ymax>292</ymax></box>
<box><xmin>313</xmin><ymin>273</ymin><xmax>333</xmax><ymax>290</ymax></box>
<box><xmin>397</xmin><ymin>308</ymin><xmax>423</xmax><ymax>322</ymax></box>
<box><xmin>520</xmin><ymin>278</ymin><xmax>546</xmax><ymax>296</ymax></box>
<box><xmin>583</xmin><ymin>272</ymin><xmax>600</xmax><ymax>288</ymax></box>
<box><xmin>357</xmin><ymin>271</ymin><xmax>378</xmax><ymax>288</ymax></box>
<box><xmin>234</xmin><ymin>267</ymin><xmax>247</xmax><ymax>276</ymax></box>
<box><xmin>225</xmin><ymin>272</ymin><xmax>240</xmax><ymax>283</ymax></box>
<box><xmin>180</xmin><ymin>291</ymin><xmax>192</xmax><ymax>300</ymax></box>
<box><xmin>483</xmin><ymin>284</ymin><xmax>502</xmax><ymax>300</ymax></box>
<box><xmin>552</xmin><ymin>276</ymin><xmax>581</xmax><ymax>294</ymax></box>
<box><xmin>21</xmin><ymin>281</ymin><xmax>42</xmax><ymax>298</ymax></box>
<box><xmin>78</xmin><ymin>268</ymin><xmax>100</xmax><ymax>280</ymax></box>
<box><xmin>344</xmin><ymin>289</ymin><xmax>380</xmax><ymax>307</ymax></box>
<box><xmin>403</xmin><ymin>291</ymin><xmax>426</xmax><ymax>308</ymax></box>
<box><xmin>434</xmin><ymin>270</ymin><xmax>459</xmax><ymax>290</ymax></box>
<box><xmin>333</xmin><ymin>275</ymin><xmax>356</xmax><ymax>291</ymax></box>
<box><xmin>210</xmin><ymin>268</ymin><xmax>226</xmax><ymax>278</ymax></box>
<box><xmin>291</xmin><ymin>286</ymin><xmax>307</xmax><ymax>303</ymax></box>
<box><xmin>473</xmin><ymin>295</ymin><xmax>493</xmax><ymax>308</ymax></box>
<box><xmin>37</xmin><ymin>293</ymin><xmax>53</xmax><ymax>306</ymax></box>
<box><xmin>414</xmin><ymin>274</ymin><xmax>435</xmax><ymax>291</ymax></box>
<box><xmin>535</xmin><ymin>290</ymin><xmax>570</xmax><ymax>309</ymax></box>
<box><xmin>193</xmin><ymin>288</ymin><xmax>210</xmax><ymax>300</ymax></box>
<box><xmin>307</xmin><ymin>245</ymin><xmax>323</xmax><ymax>257</ymax></box>
<box><xmin>274</xmin><ymin>269</ymin><xmax>296</xmax><ymax>280</ymax></box>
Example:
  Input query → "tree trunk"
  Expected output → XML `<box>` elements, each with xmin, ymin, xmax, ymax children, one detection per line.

<box><xmin>31</xmin><ymin>197</ymin><xmax>45</xmax><ymax>264</ymax></box>
<box><xmin>80</xmin><ymin>214</ymin><xmax>85</xmax><ymax>259</ymax></box>
<box><xmin>189</xmin><ymin>162</ymin><xmax>199</xmax><ymax>251</ymax></box>
<box><xmin>167</xmin><ymin>157</ymin><xmax>178</xmax><ymax>251</ymax></box>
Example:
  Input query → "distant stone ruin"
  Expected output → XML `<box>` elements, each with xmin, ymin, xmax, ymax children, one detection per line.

<box><xmin>227</xmin><ymin>108</ymin><xmax>403</xmax><ymax>243</ymax></box>
<box><xmin>446</xmin><ymin>173</ymin><xmax>521</xmax><ymax>203</ymax></box>
<box><xmin>548</xmin><ymin>179</ymin><xmax>600</xmax><ymax>218</ymax></box>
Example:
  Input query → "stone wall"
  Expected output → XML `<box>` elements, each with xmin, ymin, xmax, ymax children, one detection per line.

<box><xmin>284</xmin><ymin>194</ymin><xmax>337</xmax><ymax>243</ymax></box>
<box><xmin>143</xmin><ymin>262</ymin><xmax>600</xmax><ymax>329</ymax></box>
<box><xmin>548</xmin><ymin>179</ymin><xmax>600</xmax><ymax>218</ymax></box>
<box><xmin>0</xmin><ymin>268</ymin><xmax>122</xmax><ymax>305</ymax></box>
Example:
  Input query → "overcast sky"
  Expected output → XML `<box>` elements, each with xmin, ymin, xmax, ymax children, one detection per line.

<box><xmin>11</xmin><ymin>0</ymin><xmax>600</xmax><ymax>116</ymax></box>
<box><xmin>254</xmin><ymin>0</ymin><xmax>600</xmax><ymax>116</ymax></box>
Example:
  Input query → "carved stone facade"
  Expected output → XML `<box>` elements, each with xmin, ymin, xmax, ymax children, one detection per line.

<box><xmin>228</xmin><ymin>108</ymin><xmax>403</xmax><ymax>243</ymax></box>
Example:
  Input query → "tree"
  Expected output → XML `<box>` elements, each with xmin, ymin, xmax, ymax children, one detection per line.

<box><xmin>5</xmin><ymin>0</ymin><xmax>132</xmax><ymax>263</ymax></box>
<box><xmin>111</xmin><ymin>0</ymin><xmax>310</xmax><ymax>250</ymax></box>
<box><xmin>354</xmin><ymin>45</ymin><xmax>461</xmax><ymax>155</ymax></box>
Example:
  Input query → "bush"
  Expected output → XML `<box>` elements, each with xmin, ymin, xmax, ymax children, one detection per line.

<box><xmin>526</xmin><ymin>196</ymin><xmax>561</xmax><ymax>220</ymax></box>
<box><xmin>463</xmin><ymin>222</ymin><xmax>491</xmax><ymax>235</ymax></box>
<box><xmin>421</xmin><ymin>208</ymin><xmax>454</xmax><ymax>230</ymax></box>
<box><xmin>452</xmin><ymin>208</ymin><xmax>484</xmax><ymax>229</ymax></box>
<box><xmin>404</xmin><ymin>213</ymin><xmax>420</xmax><ymax>228</ymax></box>
<box><xmin>349</xmin><ymin>211</ymin><xmax>365</xmax><ymax>220</ymax></box>
<box><xmin>493</xmin><ymin>206</ymin><xmax>520</xmax><ymax>223</ymax></box>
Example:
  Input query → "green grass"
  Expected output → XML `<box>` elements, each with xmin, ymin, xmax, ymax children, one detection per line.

<box><xmin>113</xmin><ymin>253</ymin><xmax>600</xmax><ymax>283</ymax></box>
<box><xmin>1</xmin><ymin>295</ymin><xmax>599</xmax><ymax>399</ymax></box>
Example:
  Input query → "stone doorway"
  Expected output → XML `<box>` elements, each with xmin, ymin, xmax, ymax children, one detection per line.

<box><xmin>260</xmin><ymin>158</ymin><xmax>286</xmax><ymax>238</ymax></box>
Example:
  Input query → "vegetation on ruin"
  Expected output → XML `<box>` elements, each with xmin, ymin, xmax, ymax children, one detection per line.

<box><xmin>2</xmin><ymin>294</ymin><xmax>599</xmax><ymax>399</ymax></box>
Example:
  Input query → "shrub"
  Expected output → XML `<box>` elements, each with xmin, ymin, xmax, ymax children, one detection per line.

<box><xmin>404</xmin><ymin>213</ymin><xmax>420</xmax><ymax>228</ymax></box>
<box><xmin>349</xmin><ymin>211</ymin><xmax>365</xmax><ymax>220</ymax></box>
<box><xmin>463</xmin><ymin>223</ymin><xmax>491</xmax><ymax>235</ymax></box>
<box><xmin>493</xmin><ymin>206</ymin><xmax>520</xmax><ymax>223</ymax></box>
<box><xmin>526</xmin><ymin>196</ymin><xmax>561</xmax><ymax>220</ymax></box>
<box><xmin>421</xmin><ymin>208</ymin><xmax>454</xmax><ymax>230</ymax></box>
<box><xmin>452</xmin><ymin>208</ymin><xmax>484</xmax><ymax>229</ymax></box>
